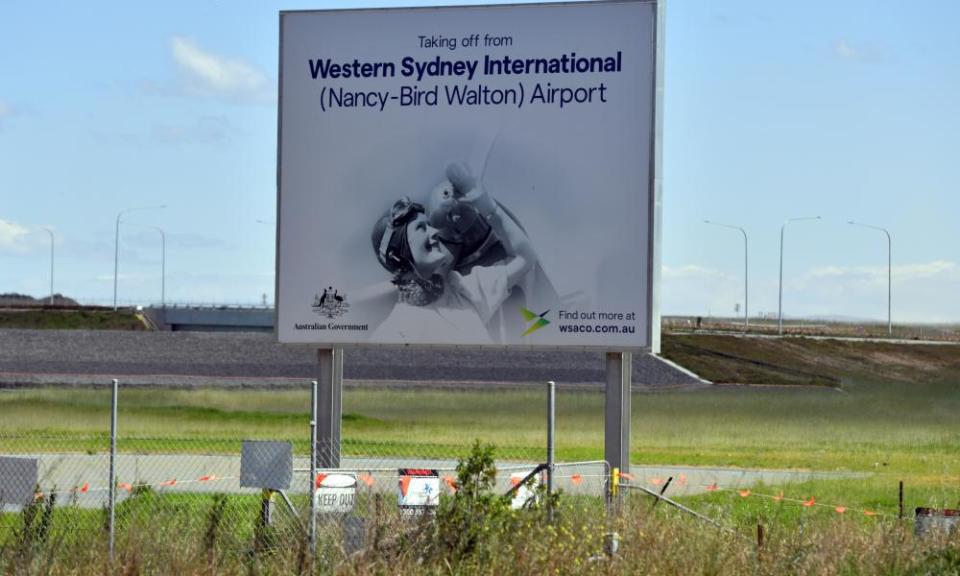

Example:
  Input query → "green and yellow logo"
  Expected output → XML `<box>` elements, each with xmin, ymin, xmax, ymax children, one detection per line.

<box><xmin>520</xmin><ymin>308</ymin><xmax>550</xmax><ymax>337</ymax></box>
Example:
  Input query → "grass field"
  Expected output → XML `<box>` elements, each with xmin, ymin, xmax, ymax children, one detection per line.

<box><xmin>0</xmin><ymin>309</ymin><xmax>146</xmax><ymax>330</ymax></box>
<box><xmin>2</xmin><ymin>374</ymin><xmax>958</xmax><ymax>517</ymax></box>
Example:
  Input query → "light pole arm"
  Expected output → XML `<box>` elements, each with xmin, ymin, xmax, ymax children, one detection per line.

<box><xmin>848</xmin><ymin>221</ymin><xmax>892</xmax><ymax>335</ymax></box>
<box><xmin>778</xmin><ymin>216</ymin><xmax>821</xmax><ymax>335</ymax></box>
<box><xmin>113</xmin><ymin>205</ymin><xmax>166</xmax><ymax>310</ymax></box>
<box><xmin>704</xmin><ymin>220</ymin><xmax>749</xmax><ymax>329</ymax></box>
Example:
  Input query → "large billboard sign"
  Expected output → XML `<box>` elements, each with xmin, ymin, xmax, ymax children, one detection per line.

<box><xmin>277</xmin><ymin>1</ymin><xmax>661</xmax><ymax>349</ymax></box>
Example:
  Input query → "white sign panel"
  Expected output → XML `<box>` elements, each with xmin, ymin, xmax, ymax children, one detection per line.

<box><xmin>314</xmin><ymin>473</ymin><xmax>357</xmax><ymax>514</ymax></box>
<box><xmin>397</xmin><ymin>469</ymin><xmax>440</xmax><ymax>509</ymax></box>
<box><xmin>510</xmin><ymin>471</ymin><xmax>541</xmax><ymax>510</ymax></box>
<box><xmin>277</xmin><ymin>1</ymin><xmax>659</xmax><ymax>349</ymax></box>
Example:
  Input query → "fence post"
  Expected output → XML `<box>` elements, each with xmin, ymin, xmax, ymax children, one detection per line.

<box><xmin>309</xmin><ymin>379</ymin><xmax>318</xmax><ymax>556</ymax></box>
<box><xmin>546</xmin><ymin>380</ymin><xmax>556</xmax><ymax>522</ymax></box>
<box><xmin>108</xmin><ymin>378</ymin><xmax>118</xmax><ymax>561</ymax></box>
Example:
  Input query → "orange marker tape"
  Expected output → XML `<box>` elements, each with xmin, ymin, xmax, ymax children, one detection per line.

<box><xmin>118</xmin><ymin>483</ymin><xmax>133</xmax><ymax>492</ymax></box>
<box><xmin>570</xmin><ymin>474</ymin><xmax>583</xmax><ymax>485</ymax></box>
<box><xmin>511</xmin><ymin>476</ymin><xmax>521</xmax><ymax>487</ymax></box>
<box><xmin>835</xmin><ymin>506</ymin><xmax>846</xmax><ymax>514</ymax></box>
<box><xmin>650</xmin><ymin>478</ymin><xmax>663</xmax><ymax>486</ymax></box>
<box><xmin>199</xmin><ymin>475</ymin><xmax>216</xmax><ymax>482</ymax></box>
<box><xmin>706</xmin><ymin>483</ymin><xmax>718</xmax><ymax>492</ymax></box>
<box><xmin>738</xmin><ymin>490</ymin><xmax>751</xmax><ymax>498</ymax></box>
<box><xmin>864</xmin><ymin>510</ymin><xmax>878</xmax><ymax>517</ymax></box>
<box><xmin>803</xmin><ymin>497</ymin><xmax>815</xmax><ymax>507</ymax></box>
<box><xmin>358</xmin><ymin>473</ymin><xmax>375</xmax><ymax>487</ymax></box>
<box><xmin>78</xmin><ymin>483</ymin><xmax>90</xmax><ymax>493</ymax></box>
<box><xmin>618</xmin><ymin>472</ymin><xmax>635</xmax><ymax>481</ymax></box>
<box><xmin>160</xmin><ymin>479</ymin><xmax>177</xmax><ymax>487</ymax></box>
<box><xmin>773</xmin><ymin>491</ymin><xmax>784</xmax><ymax>502</ymax></box>
<box><xmin>677</xmin><ymin>473</ymin><xmax>688</xmax><ymax>486</ymax></box>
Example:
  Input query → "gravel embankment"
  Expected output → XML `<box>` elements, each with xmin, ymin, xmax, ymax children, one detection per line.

<box><xmin>0</xmin><ymin>329</ymin><xmax>705</xmax><ymax>389</ymax></box>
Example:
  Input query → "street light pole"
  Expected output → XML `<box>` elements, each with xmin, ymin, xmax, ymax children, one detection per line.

<box><xmin>113</xmin><ymin>205</ymin><xmax>165</xmax><ymax>310</ymax></box>
<box><xmin>778</xmin><ymin>216</ymin><xmax>821</xmax><ymax>335</ymax></box>
<box><xmin>703</xmin><ymin>220</ymin><xmax>748</xmax><ymax>330</ymax></box>
<box><xmin>42</xmin><ymin>228</ymin><xmax>54</xmax><ymax>306</ymax></box>
<box><xmin>849</xmin><ymin>221</ymin><xmax>892</xmax><ymax>336</ymax></box>
<box><xmin>123</xmin><ymin>223</ymin><xmax>166</xmax><ymax>308</ymax></box>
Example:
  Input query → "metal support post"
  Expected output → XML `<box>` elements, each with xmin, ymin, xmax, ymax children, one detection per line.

<box><xmin>108</xmin><ymin>378</ymin><xmax>118</xmax><ymax>561</ymax></box>
<box><xmin>546</xmin><ymin>380</ymin><xmax>556</xmax><ymax>522</ymax></box>
<box><xmin>604</xmin><ymin>352</ymin><xmax>631</xmax><ymax>504</ymax></box>
<box><xmin>316</xmin><ymin>349</ymin><xmax>343</xmax><ymax>468</ymax></box>
<box><xmin>309</xmin><ymin>379</ymin><xmax>318</xmax><ymax>555</ymax></box>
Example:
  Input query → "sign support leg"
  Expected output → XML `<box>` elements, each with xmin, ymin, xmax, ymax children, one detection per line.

<box><xmin>604</xmin><ymin>352</ymin><xmax>632</xmax><ymax>505</ymax></box>
<box><xmin>317</xmin><ymin>348</ymin><xmax>343</xmax><ymax>468</ymax></box>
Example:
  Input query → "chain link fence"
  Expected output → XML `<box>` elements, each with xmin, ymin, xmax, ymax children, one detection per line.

<box><xmin>0</xmin><ymin>381</ymin><xmax>611</xmax><ymax>563</ymax></box>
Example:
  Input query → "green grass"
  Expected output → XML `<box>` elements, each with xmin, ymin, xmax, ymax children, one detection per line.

<box><xmin>2</xmin><ymin>377</ymin><xmax>958</xmax><ymax>475</ymax></box>
<box><xmin>0</xmin><ymin>309</ymin><xmax>145</xmax><ymax>330</ymax></box>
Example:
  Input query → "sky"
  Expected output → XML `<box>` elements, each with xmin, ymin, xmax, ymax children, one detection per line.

<box><xmin>1</xmin><ymin>0</ymin><xmax>958</xmax><ymax>322</ymax></box>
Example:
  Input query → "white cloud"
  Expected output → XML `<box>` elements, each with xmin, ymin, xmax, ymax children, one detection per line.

<box><xmin>663</xmin><ymin>260</ymin><xmax>960</xmax><ymax>322</ymax></box>
<box><xmin>0</xmin><ymin>219</ymin><xmax>30</xmax><ymax>253</ymax></box>
<box><xmin>807</xmin><ymin>260</ymin><xmax>957</xmax><ymax>283</ymax></box>
<box><xmin>833</xmin><ymin>39</ymin><xmax>885</xmax><ymax>63</ymax></box>
<box><xmin>0</xmin><ymin>99</ymin><xmax>14</xmax><ymax>131</ymax></box>
<box><xmin>170</xmin><ymin>36</ymin><xmax>273</xmax><ymax>103</ymax></box>
<box><xmin>662</xmin><ymin>264</ymin><xmax>733</xmax><ymax>281</ymax></box>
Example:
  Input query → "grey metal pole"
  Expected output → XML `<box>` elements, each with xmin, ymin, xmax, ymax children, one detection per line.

<box><xmin>309</xmin><ymin>379</ymin><xmax>318</xmax><ymax>556</ymax></box>
<box><xmin>159</xmin><ymin>228</ymin><xmax>166</xmax><ymax>309</ymax></box>
<box><xmin>43</xmin><ymin>228</ymin><xmax>54</xmax><ymax>306</ymax></box>
<box><xmin>108</xmin><ymin>378</ymin><xmax>118</xmax><ymax>561</ymax></box>
<box><xmin>113</xmin><ymin>205</ymin><xmax>165</xmax><ymax>310</ymax></box>
<box><xmin>848</xmin><ymin>221</ymin><xmax>892</xmax><ymax>336</ymax></box>
<box><xmin>317</xmin><ymin>349</ymin><xmax>343</xmax><ymax>468</ymax></box>
<box><xmin>604</xmin><ymin>352</ymin><xmax>631</xmax><ymax>504</ymax></box>
<box><xmin>887</xmin><ymin>231</ymin><xmax>892</xmax><ymax>336</ymax></box>
<box><xmin>703</xmin><ymin>221</ymin><xmax>748</xmax><ymax>329</ymax></box>
<box><xmin>778</xmin><ymin>216</ymin><xmax>821</xmax><ymax>335</ymax></box>
<box><xmin>546</xmin><ymin>380</ymin><xmax>555</xmax><ymax>522</ymax></box>
<box><xmin>113</xmin><ymin>213</ymin><xmax>122</xmax><ymax>311</ymax></box>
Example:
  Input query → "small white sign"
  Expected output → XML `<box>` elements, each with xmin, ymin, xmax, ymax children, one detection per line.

<box><xmin>510</xmin><ymin>471</ymin><xmax>541</xmax><ymax>510</ymax></box>
<box><xmin>314</xmin><ymin>473</ymin><xmax>357</xmax><ymax>514</ymax></box>
<box><xmin>398</xmin><ymin>469</ymin><xmax>440</xmax><ymax>509</ymax></box>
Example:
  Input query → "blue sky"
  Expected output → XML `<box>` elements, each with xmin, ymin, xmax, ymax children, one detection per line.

<box><xmin>1</xmin><ymin>0</ymin><xmax>958</xmax><ymax>322</ymax></box>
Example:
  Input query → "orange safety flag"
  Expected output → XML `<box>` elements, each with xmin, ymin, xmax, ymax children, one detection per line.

<box><xmin>199</xmin><ymin>475</ymin><xmax>216</xmax><ymax>482</ymax></box>
<box><xmin>511</xmin><ymin>476</ymin><xmax>521</xmax><ymax>487</ymax></box>
<box><xmin>835</xmin><ymin>506</ymin><xmax>847</xmax><ymax>514</ymax></box>
<box><xmin>570</xmin><ymin>474</ymin><xmax>583</xmax><ymax>486</ymax></box>
<box><xmin>864</xmin><ymin>510</ymin><xmax>878</xmax><ymax>517</ymax></box>
<box><xmin>803</xmin><ymin>497</ymin><xmax>815</xmax><ymax>507</ymax></box>
<box><xmin>399</xmin><ymin>476</ymin><xmax>412</xmax><ymax>497</ymax></box>
<box><xmin>650</xmin><ymin>477</ymin><xmax>663</xmax><ymax>486</ymax></box>
<box><xmin>160</xmin><ymin>479</ymin><xmax>177</xmax><ymax>487</ymax></box>
<box><xmin>118</xmin><ymin>483</ymin><xmax>133</xmax><ymax>492</ymax></box>
<box><xmin>315</xmin><ymin>473</ymin><xmax>328</xmax><ymax>489</ymax></box>
<box><xmin>358</xmin><ymin>473</ymin><xmax>375</xmax><ymax>487</ymax></box>
<box><xmin>738</xmin><ymin>490</ymin><xmax>751</xmax><ymax>498</ymax></box>
<box><xmin>773</xmin><ymin>491</ymin><xmax>784</xmax><ymax>502</ymax></box>
<box><xmin>706</xmin><ymin>483</ymin><xmax>718</xmax><ymax>492</ymax></box>
<box><xmin>442</xmin><ymin>475</ymin><xmax>458</xmax><ymax>492</ymax></box>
